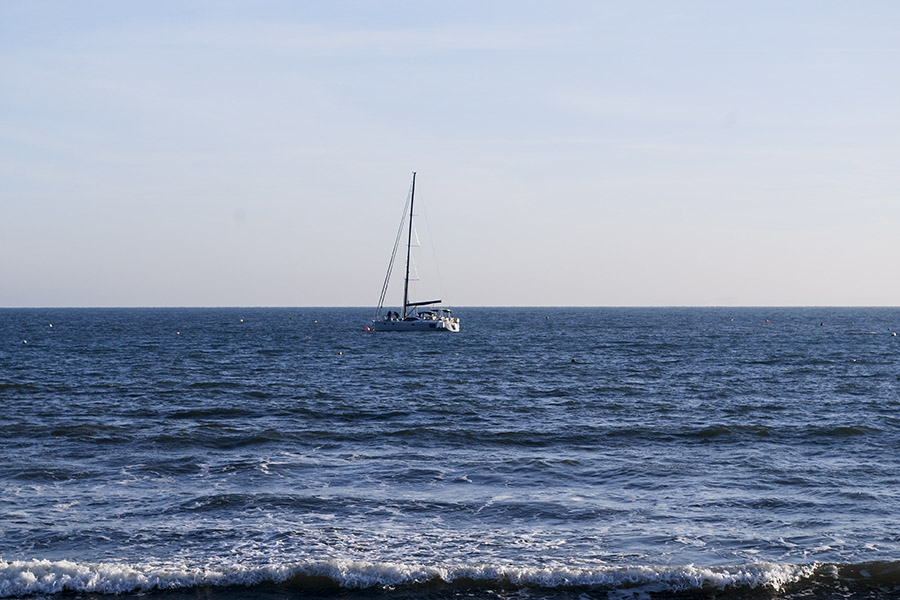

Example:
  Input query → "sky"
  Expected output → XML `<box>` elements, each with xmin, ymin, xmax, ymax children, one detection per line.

<box><xmin>2</xmin><ymin>1</ymin><xmax>899</xmax><ymax>307</ymax></box>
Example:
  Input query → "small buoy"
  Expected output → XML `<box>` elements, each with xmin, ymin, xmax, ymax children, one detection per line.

<box><xmin>240</xmin><ymin>318</ymin><xmax>244</xmax><ymax>323</ymax></box>
<box><xmin>314</xmin><ymin>320</ymin><xmax>318</xmax><ymax>324</ymax></box>
<box><xmin>365</xmin><ymin>327</ymin><xmax>371</xmax><ymax>331</ymax></box>
<box><xmin>48</xmin><ymin>323</ymin><xmax>53</xmax><ymax>328</ymax></box>
<box><xmin>892</xmin><ymin>332</ymin><xmax>897</xmax><ymax>337</ymax></box>
<box><xmin>765</xmin><ymin>319</ymin><xmax>770</xmax><ymax>323</ymax></box>
<box><xmin>176</xmin><ymin>331</ymin><xmax>180</xmax><ymax>335</ymax></box>
<box><xmin>337</xmin><ymin>351</ymin><xmax>343</xmax><ymax>355</ymax></box>
<box><xmin>22</xmin><ymin>340</ymin><xmax>27</xmax><ymax>344</ymax></box>
<box><xmin>571</xmin><ymin>358</ymin><xmax>577</xmax><ymax>363</ymax></box>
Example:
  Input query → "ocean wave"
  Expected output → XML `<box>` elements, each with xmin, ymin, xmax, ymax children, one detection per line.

<box><xmin>5</xmin><ymin>558</ymin><xmax>894</xmax><ymax>598</ymax></box>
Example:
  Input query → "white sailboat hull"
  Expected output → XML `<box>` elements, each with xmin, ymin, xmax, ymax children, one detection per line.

<box><xmin>372</xmin><ymin>316</ymin><xmax>460</xmax><ymax>332</ymax></box>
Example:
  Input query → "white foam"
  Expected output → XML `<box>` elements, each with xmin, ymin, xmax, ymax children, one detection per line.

<box><xmin>0</xmin><ymin>558</ymin><xmax>819</xmax><ymax>598</ymax></box>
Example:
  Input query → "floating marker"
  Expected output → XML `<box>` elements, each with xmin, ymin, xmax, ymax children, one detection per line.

<box><xmin>48</xmin><ymin>323</ymin><xmax>53</xmax><ymax>328</ymax></box>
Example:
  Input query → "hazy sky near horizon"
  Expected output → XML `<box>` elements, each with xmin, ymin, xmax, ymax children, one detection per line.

<box><xmin>2</xmin><ymin>1</ymin><xmax>899</xmax><ymax>307</ymax></box>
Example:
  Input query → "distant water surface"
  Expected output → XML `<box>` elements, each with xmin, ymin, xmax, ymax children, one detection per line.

<box><xmin>2</xmin><ymin>307</ymin><xmax>899</xmax><ymax>599</ymax></box>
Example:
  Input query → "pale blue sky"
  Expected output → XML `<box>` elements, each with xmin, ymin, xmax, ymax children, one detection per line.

<box><xmin>2</xmin><ymin>1</ymin><xmax>898</xmax><ymax>307</ymax></box>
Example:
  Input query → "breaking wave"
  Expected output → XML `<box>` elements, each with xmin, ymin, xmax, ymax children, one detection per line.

<box><xmin>3</xmin><ymin>558</ymin><xmax>899</xmax><ymax>598</ymax></box>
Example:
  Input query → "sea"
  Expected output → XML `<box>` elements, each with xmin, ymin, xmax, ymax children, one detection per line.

<box><xmin>2</xmin><ymin>307</ymin><xmax>900</xmax><ymax>600</ymax></box>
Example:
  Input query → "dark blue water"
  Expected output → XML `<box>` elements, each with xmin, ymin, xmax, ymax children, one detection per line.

<box><xmin>2</xmin><ymin>307</ymin><xmax>900</xmax><ymax>599</ymax></box>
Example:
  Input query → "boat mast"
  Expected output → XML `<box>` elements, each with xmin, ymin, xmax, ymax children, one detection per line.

<box><xmin>401</xmin><ymin>171</ymin><xmax>416</xmax><ymax>319</ymax></box>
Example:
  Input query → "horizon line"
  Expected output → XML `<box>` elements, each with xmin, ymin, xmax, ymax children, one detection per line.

<box><xmin>2</xmin><ymin>305</ymin><xmax>898</xmax><ymax>310</ymax></box>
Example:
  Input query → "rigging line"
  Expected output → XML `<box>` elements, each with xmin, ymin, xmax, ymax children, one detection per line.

<box><xmin>374</xmin><ymin>183</ymin><xmax>413</xmax><ymax>319</ymax></box>
<box><xmin>419</xmin><ymin>200</ymin><xmax>449</xmax><ymax>308</ymax></box>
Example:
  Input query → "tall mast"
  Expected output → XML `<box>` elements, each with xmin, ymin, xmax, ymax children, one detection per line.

<box><xmin>401</xmin><ymin>172</ymin><xmax>416</xmax><ymax>319</ymax></box>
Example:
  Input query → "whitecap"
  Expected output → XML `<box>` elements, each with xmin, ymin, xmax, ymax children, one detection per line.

<box><xmin>0</xmin><ymin>558</ymin><xmax>821</xmax><ymax>598</ymax></box>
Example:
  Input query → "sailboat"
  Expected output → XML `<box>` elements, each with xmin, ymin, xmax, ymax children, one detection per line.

<box><xmin>371</xmin><ymin>172</ymin><xmax>460</xmax><ymax>332</ymax></box>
